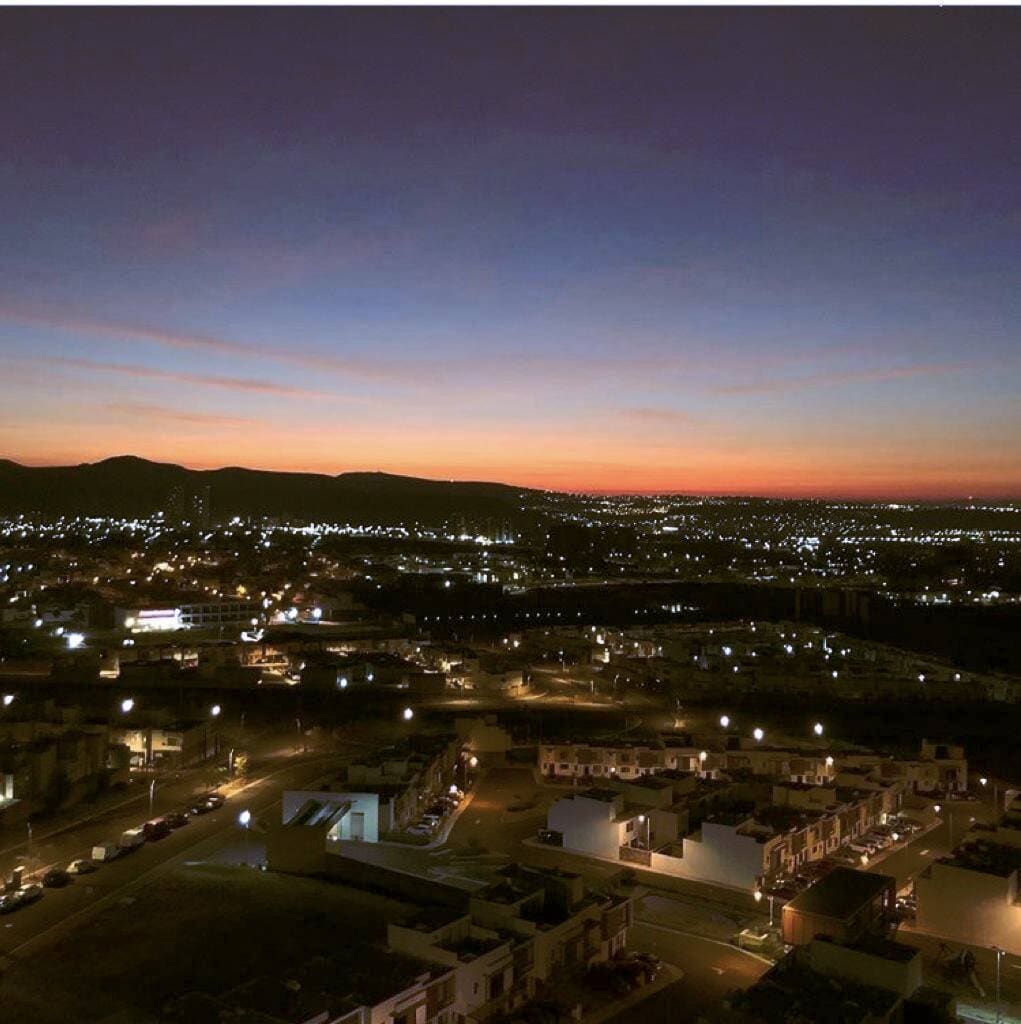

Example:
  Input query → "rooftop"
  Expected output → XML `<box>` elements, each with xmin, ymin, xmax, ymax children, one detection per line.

<box><xmin>785</xmin><ymin>867</ymin><xmax>894</xmax><ymax>920</ymax></box>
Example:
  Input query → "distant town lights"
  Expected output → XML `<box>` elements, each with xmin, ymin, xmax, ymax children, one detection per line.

<box><xmin>813</xmin><ymin>722</ymin><xmax>824</xmax><ymax>737</ymax></box>
<box><xmin>825</xmin><ymin>756</ymin><xmax>834</xmax><ymax>767</ymax></box>
<box><xmin>2</xmin><ymin>694</ymin><xmax>14</xmax><ymax>707</ymax></box>
<box><xmin>211</xmin><ymin>704</ymin><xmax>221</xmax><ymax>717</ymax></box>
<box><xmin>719</xmin><ymin>714</ymin><xmax>730</xmax><ymax>729</ymax></box>
<box><xmin>120</xmin><ymin>698</ymin><xmax>135</xmax><ymax>714</ymax></box>
<box><xmin>753</xmin><ymin>728</ymin><xmax>764</xmax><ymax>742</ymax></box>
<box><xmin>402</xmin><ymin>707</ymin><xmax>414</xmax><ymax>721</ymax></box>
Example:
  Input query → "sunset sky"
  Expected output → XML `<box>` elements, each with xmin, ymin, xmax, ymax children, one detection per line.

<box><xmin>2</xmin><ymin>8</ymin><xmax>1019</xmax><ymax>498</ymax></box>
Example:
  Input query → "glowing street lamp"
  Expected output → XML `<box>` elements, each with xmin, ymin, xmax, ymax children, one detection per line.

<box><xmin>719</xmin><ymin>714</ymin><xmax>730</xmax><ymax>729</ymax></box>
<box><xmin>813</xmin><ymin>722</ymin><xmax>824</xmax><ymax>737</ymax></box>
<box><xmin>402</xmin><ymin>707</ymin><xmax>414</xmax><ymax>721</ymax></box>
<box><xmin>753</xmin><ymin>727</ymin><xmax>764</xmax><ymax>742</ymax></box>
<box><xmin>120</xmin><ymin>697</ymin><xmax>135</xmax><ymax>714</ymax></box>
<box><xmin>238</xmin><ymin>809</ymin><xmax>252</xmax><ymax>828</ymax></box>
<box><xmin>211</xmin><ymin>704</ymin><xmax>221</xmax><ymax>717</ymax></box>
<box><xmin>2</xmin><ymin>694</ymin><xmax>14</xmax><ymax>707</ymax></box>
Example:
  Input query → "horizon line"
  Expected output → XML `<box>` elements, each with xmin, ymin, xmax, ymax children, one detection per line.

<box><xmin>3</xmin><ymin>453</ymin><xmax>1018</xmax><ymax>506</ymax></box>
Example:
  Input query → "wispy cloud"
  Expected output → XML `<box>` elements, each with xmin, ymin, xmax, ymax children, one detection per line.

<box><xmin>617</xmin><ymin>406</ymin><xmax>696</xmax><ymax>425</ymax></box>
<box><xmin>714</xmin><ymin>363</ymin><xmax>974</xmax><ymax>396</ymax></box>
<box><xmin>44</xmin><ymin>356</ymin><xmax>336</xmax><ymax>400</ymax></box>
<box><xmin>0</xmin><ymin>304</ymin><xmax>419</xmax><ymax>383</ymax></box>
<box><xmin>104</xmin><ymin>402</ymin><xmax>259</xmax><ymax>427</ymax></box>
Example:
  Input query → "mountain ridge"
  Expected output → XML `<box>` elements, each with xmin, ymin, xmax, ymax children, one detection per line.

<box><xmin>0</xmin><ymin>456</ymin><xmax>532</xmax><ymax>524</ymax></box>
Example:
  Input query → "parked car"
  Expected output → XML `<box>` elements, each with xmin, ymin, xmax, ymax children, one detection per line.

<box><xmin>17</xmin><ymin>883</ymin><xmax>43</xmax><ymax>905</ymax></box>
<box><xmin>67</xmin><ymin>858</ymin><xmax>97</xmax><ymax>875</ymax></box>
<box><xmin>119</xmin><ymin>827</ymin><xmax>146</xmax><ymax>852</ymax></box>
<box><xmin>165</xmin><ymin>812</ymin><xmax>190</xmax><ymax>829</ymax></box>
<box><xmin>203</xmin><ymin>793</ymin><xmax>226</xmax><ymax>809</ymax></box>
<box><xmin>0</xmin><ymin>892</ymin><xmax>23</xmax><ymax>914</ymax></box>
<box><xmin>92</xmin><ymin>842</ymin><xmax>121</xmax><ymax>862</ymax></box>
<box><xmin>408</xmin><ymin>825</ymin><xmax>433</xmax><ymax>837</ymax></box>
<box><xmin>142</xmin><ymin>818</ymin><xmax>171</xmax><ymax>841</ymax></box>
<box><xmin>42</xmin><ymin>869</ymin><xmax>72</xmax><ymax>888</ymax></box>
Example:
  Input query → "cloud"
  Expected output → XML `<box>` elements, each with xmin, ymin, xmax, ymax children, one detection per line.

<box><xmin>45</xmin><ymin>356</ymin><xmax>336</xmax><ymax>400</ymax></box>
<box><xmin>104</xmin><ymin>402</ymin><xmax>259</xmax><ymax>427</ymax></box>
<box><xmin>617</xmin><ymin>406</ymin><xmax>696</xmax><ymax>425</ymax></box>
<box><xmin>0</xmin><ymin>304</ymin><xmax>419</xmax><ymax>383</ymax></box>
<box><xmin>714</xmin><ymin>362</ymin><xmax>974</xmax><ymax>396</ymax></box>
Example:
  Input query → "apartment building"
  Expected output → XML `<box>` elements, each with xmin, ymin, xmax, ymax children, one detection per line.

<box><xmin>546</xmin><ymin>776</ymin><xmax>903</xmax><ymax>891</ymax></box>
<box><xmin>540</xmin><ymin>736</ymin><xmax>965</xmax><ymax>797</ymax></box>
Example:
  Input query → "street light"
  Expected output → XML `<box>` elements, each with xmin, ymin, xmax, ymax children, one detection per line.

<box><xmin>813</xmin><ymin>722</ymin><xmax>824</xmax><ymax>737</ymax></box>
<box><xmin>211</xmin><ymin>704</ymin><xmax>221</xmax><ymax>717</ymax></box>
<box><xmin>993</xmin><ymin>946</ymin><xmax>1005</xmax><ymax>1024</ymax></box>
<box><xmin>149</xmin><ymin>778</ymin><xmax>156</xmax><ymax>818</ymax></box>
<box><xmin>753</xmin><ymin>727</ymin><xmax>764</xmax><ymax>742</ymax></box>
<box><xmin>238</xmin><ymin>809</ymin><xmax>252</xmax><ymax>828</ymax></box>
<box><xmin>719</xmin><ymin>714</ymin><xmax>730</xmax><ymax>729</ymax></box>
<box><xmin>699</xmin><ymin>750</ymin><xmax>708</xmax><ymax>775</ymax></box>
<box><xmin>403</xmin><ymin>707</ymin><xmax>414</xmax><ymax>721</ymax></box>
<box><xmin>120</xmin><ymin>697</ymin><xmax>135</xmax><ymax>714</ymax></box>
<box><xmin>825</xmin><ymin>756</ymin><xmax>834</xmax><ymax>768</ymax></box>
<box><xmin>2</xmin><ymin>694</ymin><xmax>14</xmax><ymax>707</ymax></box>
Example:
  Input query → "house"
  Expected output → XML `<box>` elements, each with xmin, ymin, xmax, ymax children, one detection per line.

<box><xmin>781</xmin><ymin>867</ymin><xmax>896</xmax><ymax>946</ymax></box>
<box><xmin>914</xmin><ymin>837</ymin><xmax>1021</xmax><ymax>955</ymax></box>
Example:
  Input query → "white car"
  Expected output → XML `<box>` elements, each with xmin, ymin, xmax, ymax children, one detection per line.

<box><xmin>67</xmin><ymin>858</ymin><xmax>98</xmax><ymax>875</ymax></box>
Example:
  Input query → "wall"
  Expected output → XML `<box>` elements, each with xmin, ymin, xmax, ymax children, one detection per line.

<box><xmin>807</xmin><ymin>939</ymin><xmax>922</xmax><ymax>998</ymax></box>
<box><xmin>678</xmin><ymin>822</ymin><xmax>765</xmax><ymax>890</ymax></box>
<box><xmin>547</xmin><ymin>796</ymin><xmax>621</xmax><ymax>860</ymax></box>
<box><xmin>915</xmin><ymin>862</ymin><xmax>1021</xmax><ymax>955</ymax></box>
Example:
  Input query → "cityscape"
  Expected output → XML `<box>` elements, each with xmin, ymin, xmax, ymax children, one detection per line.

<box><xmin>1</xmin><ymin>6</ymin><xmax>1020</xmax><ymax>1024</ymax></box>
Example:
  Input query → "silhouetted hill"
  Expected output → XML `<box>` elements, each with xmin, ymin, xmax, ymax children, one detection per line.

<box><xmin>0</xmin><ymin>456</ymin><xmax>532</xmax><ymax>525</ymax></box>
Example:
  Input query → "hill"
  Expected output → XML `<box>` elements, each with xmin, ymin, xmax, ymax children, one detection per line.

<box><xmin>0</xmin><ymin>456</ymin><xmax>532</xmax><ymax>525</ymax></box>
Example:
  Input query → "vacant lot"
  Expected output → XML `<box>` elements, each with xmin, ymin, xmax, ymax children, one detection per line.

<box><xmin>0</xmin><ymin>864</ymin><xmax>415</xmax><ymax>1023</ymax></box>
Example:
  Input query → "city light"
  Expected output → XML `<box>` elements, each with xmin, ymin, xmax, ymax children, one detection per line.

<box><xmin>120</xmin><ymin>698</ymin><xmax>135</xmax><ymax>713</ymax></box>
<box><xmin>238</xmin><ymin>809</ymin><xmax>252</xmax><ymax>827</ymax></box>
<box><xmin>753</xmin><ymin>728</ymin><xmax>764</xmax><ymax>742</ymax></box>
<box><xmin>211</xmin><ymin>704</ymin><xmax>221</xmax><ymax>717</ymax></box>
<box><xmin>719</xmin><ymin>714</ymin><xmax>730</xmax><ymax>728</ymax></box>
<box><xmin>2</xmin><ymin>694</ymin><xmax>14</xmax><ymax>707</ymax></box>
<box><xmin>66</xmin><ymin>632</ymin><xmax>85</xmax><ymax>649</ymax></box>
<box><xmin>813</xmin><ymin>722</ymin><xmax>824</xmax><ymax>736</ymax></box>
<box><xmin>403</xmin><ymin>707</ymin><xmax>414</xmax><ymax>721</ymax></box>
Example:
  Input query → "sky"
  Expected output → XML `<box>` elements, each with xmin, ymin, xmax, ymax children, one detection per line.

<box><xmin>1</xmin><ymin>7</ymin><xmax>1019</xmax><ymax>498</ymax></box>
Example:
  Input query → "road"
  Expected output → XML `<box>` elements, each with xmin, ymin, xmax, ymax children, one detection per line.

<box><xmin>608</xmin><ymin>922</ymin><xmax>769</xmax><ymax>1023</ymax></box>
<box><xmin>867</xmin><ymin>799</ymin><xmax>995</xmax><ymax>890</ymax></box>
<box><xmin>0</xmin><ymin>728</ymin><xmax>384</xmax><ymax>961</ymax></box>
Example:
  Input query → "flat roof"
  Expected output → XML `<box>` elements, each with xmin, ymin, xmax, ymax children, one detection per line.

<box><xmin>785</xmin><ymin>867</ymin><xmax>894</xmax><ymax>920</ymax></box>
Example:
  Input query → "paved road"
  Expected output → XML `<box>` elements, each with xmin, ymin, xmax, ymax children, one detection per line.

<box><xmin>867</xmin><ymin>800</ymin><xmax>995</xmax><ymax>890</ymax></box>
<box><xmin>0</xmin><ymin>728</ymin><xmax>386</xmax><ymax>961</ymax></box>
<box><xmin>607</xmin><ymin>922</ymin><xmax>768</xmax><ymax>1024</ymax></box>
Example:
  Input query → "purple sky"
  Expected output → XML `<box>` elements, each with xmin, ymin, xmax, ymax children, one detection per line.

<box><xmin>1</xmin><ymin>8</ymin><xmax>1019</xmax><ymax>496</ymax></box>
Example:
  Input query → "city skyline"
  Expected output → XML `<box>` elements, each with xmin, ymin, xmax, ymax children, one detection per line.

<box><xmin>2</xmin><ymin>8</ymin><xmax>1020</xmax><ymax>498</ymax></box>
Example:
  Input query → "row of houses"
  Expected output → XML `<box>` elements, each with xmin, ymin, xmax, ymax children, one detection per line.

<box><xmin>547</xmin><ymin>770</ymin><xmax>906</xmax><ymax>891</ymax></box>
<box><xmin>539</xmin><ymin>736</ymin><xmax>969</xmax><ymax>794</ymax></box>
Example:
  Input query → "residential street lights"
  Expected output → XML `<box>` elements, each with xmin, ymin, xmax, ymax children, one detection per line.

<box><xmin>754</xmin><ymin>889</ymin><xmax>776</xmax><ymax>927</ymax></box>
<box><xmin>149</xmin><ymin>778</ymin><xmax>156</xmax><ymax>818</ymax></box>
<box><xmin>993</xmin><ymin>946</ymin><xmax>1004</xmax><ymax>1024</ymax></box>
